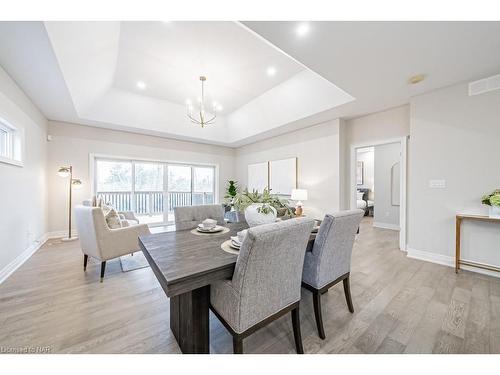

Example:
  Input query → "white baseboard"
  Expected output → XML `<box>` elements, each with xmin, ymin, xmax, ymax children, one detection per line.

<box><xmin>46</xmin><ymin>230</ymin><xmax>78</xmax><ymax>239</ymax></box>
<box><xmin>0</xmin><ymin>229</ymin><xmax>79</xmax><ymax>285</ymax></box>
<box><xmin>372</xmin><ymin>222</ymin><xmax>400</xmax><ymax>231</ymax></box>
<box><xmin>406</xmin><ymin>247</ymin><xmax>500</xmax><ymax>278</ymax></box>
<box><xmin>0</xmin><ymin>233</ymin><xmax>49</xmax><ymax>284</ymax></box>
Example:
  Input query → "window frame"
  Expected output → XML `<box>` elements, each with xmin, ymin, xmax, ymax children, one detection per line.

<box><xmin>90</xmin><ymin>154</ymin><xmax>219</xmax><ymax>226</ymax></box>
<box><xmin>0</xmin><ymin>116</ymin><xmax>24</xmax><ymax>167</ymax></box>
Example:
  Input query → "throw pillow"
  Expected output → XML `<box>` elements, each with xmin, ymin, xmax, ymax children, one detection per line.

<box><xmin>105</xmin><ymin>208</ymin><xmax>122</xmax><ymax>229</ymax></box>
<box><xmin>99</xmin><ymin>202</ymin><xmax>122</xmax><ymax>229</ymax></box>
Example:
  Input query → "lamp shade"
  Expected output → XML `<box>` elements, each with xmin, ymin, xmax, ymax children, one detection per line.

<box><xmin>57</xmin><ymin>166</ymin><xmax>71</xmax><ymax>177</ymax></box>
<box><xmin>291</xmin><ymin>189</ymin><xmax>308</xmax><ymax>201</ymax></box>
<box><xmin>71</xmin><ymin>179</ymin><xmax>83</xmax><ymax>189</ymax></box>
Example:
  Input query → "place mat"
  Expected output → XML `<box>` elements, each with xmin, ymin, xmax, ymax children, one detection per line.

<box><xmin>220</xmin><ymin>239</ymin><xmax>240</xmax><ymax>255</ymax></box>
<box><xmin>190</xmin><ymin>227</ymin><xmax>230</xmax><ymax>236</ymax></box>
<box><xmin>120</xmin><ymin>252</ymin><xmax>150</xmax><ymax>272</ymax></box>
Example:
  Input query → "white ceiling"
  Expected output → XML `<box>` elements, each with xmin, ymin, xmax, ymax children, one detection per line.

<box><xmin>0</xmin><ymin>21</ymin><xmax>351</xmax><ymax>146</ymax></box>
<box><xmin>0</xmin><ymin>21</ymin><xmax>499</xmax><ymax>147</ymax></box>
<box><xmin>243</xmin><ymin>21</ymin><xmax>500</xmax><ymax>121</ymax></box>
<box><xmin>113</xmin><ymin>21</ymin><xmax>304</xmax><ymax>114</ymax></box>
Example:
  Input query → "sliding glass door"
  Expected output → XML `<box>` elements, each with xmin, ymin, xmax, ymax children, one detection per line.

<box><xmin>135</xmin><ymin>162</ymin><xmax>164</xmax><ymax>224</ymax></box>
<box><xmin>94</xmin><ymin>158</ymin><xmax>216</xmax><ymax>225</ymax></box>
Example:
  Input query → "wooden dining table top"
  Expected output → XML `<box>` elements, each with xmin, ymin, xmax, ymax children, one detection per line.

<box><xmin>139</xmin><ymin>221</ymin><xmax>317</xmax><ymax>298</ymax></box>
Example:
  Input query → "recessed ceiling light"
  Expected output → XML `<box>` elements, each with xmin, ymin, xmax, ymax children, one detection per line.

<box><xmin>136</xmin><ymin>81</ymin><xmax>146</xmax><ymax>90</ymax></box>
<box><xmin>296</xmin><ymin>23</ymin><xmax>310</xmax><ymax>37</ymax></box>
<box><xmin>408</xmin><ymin>74</ymin><xmax>426</xmax><ymax>84</ymax></box>
<box><xmin>266</xmin><ymin>66</ymin><xmax>277</xmax><ymax>76</ymax></box>
<box><xmin>217</xmin><ymin>105</ymin><xmax>223</xmax><ymax>111</ymax></box>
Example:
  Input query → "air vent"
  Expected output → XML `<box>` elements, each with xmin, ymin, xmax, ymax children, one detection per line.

<box><xmin>469</xmin><ymin>73</ymin><xmax>500</xmax><ymax>96</ymax></box>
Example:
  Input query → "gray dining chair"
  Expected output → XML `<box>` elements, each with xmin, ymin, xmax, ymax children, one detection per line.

<box><xmin>174</xmin><ymin>204</ymin><xmax>225</xmax><ymax>231</ymax></box>
<box><xmin>302</xmin><ymin>209</ymin><xmax>364</xmax><ymax>339</ymax></box>
<box><xmin>210</xmin><ymin>217</ymin><xmax>315</xmax><ymax>354</ymax></box>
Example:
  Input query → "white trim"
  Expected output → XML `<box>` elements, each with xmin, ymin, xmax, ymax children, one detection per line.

<box><xmin>399</xmin><ymin>136</ymin><xmax>407</xmax><ymax>252</ymax></box>
<box><xmin>0</xmin><ymin>229</ymin><xmax>82</xmax><ymax>284</ymax></box>
<box><xmin>0</xmin><ymin>233</ymin><xmax>48</xmax><ymax>284</ymax></box>
<box><xmin>372</xmin><ymin>222</ymin><xmax>400</xmax><ymax>231</ymax></box>
<box><xmin>46</xmin><ymin>230</ymin><xmax>78</xmax><ymax>239</ymax></box>
<box><xmin>0</xmin><ymin>116</ymin><xmax>25</xmax><ymax>167</ymax></box>
<box><xmin>0</xmin><ymin>154</ymin><xmax>23</xmax><ymax>167</ymax></box>
<box><xmin>406</xmin><ymin>247</ymin><xmax>500</xmax><ymax>279</ymax></box>
<box><xmin>350</xmin><ymin>136</ymin><xmax>408</xmax><ymax>251</ymax></box>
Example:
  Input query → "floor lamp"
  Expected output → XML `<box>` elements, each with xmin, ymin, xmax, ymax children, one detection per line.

<box><xmin>58</xmin><ymin>166</ymin><xmax>82</xmax><ymax>241</ymax></box>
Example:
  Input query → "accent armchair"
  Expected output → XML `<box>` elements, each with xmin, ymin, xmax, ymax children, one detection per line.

<box><xmin>82</xmin><ymin>199</ymin><xmax>139</xmax><ymax>227</ymax></box>
<box><xmin>210</xmin><ymin>217</ymin><xmax>315</xmax><ymax>354</ymax></box>
<box><xmin>174</xmin><ymin>204</ymin><xmax>225</xmax><ymax>231</ymax></box>
<box><xmin>74</xmin><ymin>205</ymin><xmax>150</xmax><ymax>282</ymax></box>
<box><xmin>302</xmin><ymin>209</ymin><xmax>364</xmax><ymax>339</ymax></box>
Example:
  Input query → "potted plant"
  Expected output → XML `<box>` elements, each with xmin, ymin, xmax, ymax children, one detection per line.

<box><xmin>233</xmin><ymin>188</ymin><xmax>294</xmax><ymax>227</ymax></box>
<box><xmin>481</xmin><ymin>189</ymin><xmax>500</xmax><ymax>218</ymax></box>
<box><xmin>224</xmin><ymin>180</ymin><xmax>238</xmax><ymax>210</ymax></box>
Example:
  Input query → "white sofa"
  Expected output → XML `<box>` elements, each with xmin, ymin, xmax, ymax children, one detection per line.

<box><xmin>74</xmin><ymin>205</ymin><xmax>150</xmax><ymax>282</ymax></box>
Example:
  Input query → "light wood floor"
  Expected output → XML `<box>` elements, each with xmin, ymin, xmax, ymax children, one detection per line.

<box><xmin>1</xmin><ymin>217</ymin><xmax>500</xmax><ymax>354</ymax></box>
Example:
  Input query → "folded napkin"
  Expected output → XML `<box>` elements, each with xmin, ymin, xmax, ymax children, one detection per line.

<box><xmin>202</xmin><ymin>218</ymin><xmax>217</xmax><ymax>229</ymax></box>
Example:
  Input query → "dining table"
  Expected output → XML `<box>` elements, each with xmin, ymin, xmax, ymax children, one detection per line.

<box><xmin>138</xmin><ymin>221</ymin><xmax>317</xmax><ymax>354</ymax></box>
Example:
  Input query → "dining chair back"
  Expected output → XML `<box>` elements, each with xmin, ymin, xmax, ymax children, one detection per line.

<box><xmin>301</xmin><ymin>209</ymin><xmax>364</xmax><ymax>339</ymax></box>
<box><xmin>174</xmin><ymin>204</ymin><xmax>225</xmax><ymax>231</ymax></box>
<box><xmin>210</xmin><ymin>216</ymin><xmax>315</xmax><ymax>353</ymax></box>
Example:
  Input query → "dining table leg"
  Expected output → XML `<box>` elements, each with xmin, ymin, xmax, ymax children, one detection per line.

<box><xmin>169</xmin><ymin>285</ymin><xmax>210</xmax><ymax>354</ymax></box>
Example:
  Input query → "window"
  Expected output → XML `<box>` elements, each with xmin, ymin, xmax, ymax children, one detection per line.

<box><xmin>95</xmin><ymin>160</ymin><xmax>133</xmax><ymax>212</ymax></box>
<box><xmin>168</xmin><ymin>165</ymin><xmax>191</xmax><ymax>192</ymax></box>
<box><xmin>193</xmin><ymin>167</ymin><xmax>215</xmax><ymax>205</ymax></box>
<box><xmin>0</xmin><ymin>118</ymin><xmax>23</xmax><ymax>167</ymax></box>
<box><xmin>94</xmin><ymin>157</ymin><xmax>216</xmax><ymax>226</ymax></box>
<box><xmin>96</xmin><ymin>160</ymin><xmax>132</xmax><ymax>192</ymax></box>
<box><xmin>135</xmin><ymin>162</ymin><xmax>163</xmax><ymax>192</ymax></box>
<box><xmin>0</xmin><ymin>126</ymin><xmax>9</xmax><ymax>158</ymax></box>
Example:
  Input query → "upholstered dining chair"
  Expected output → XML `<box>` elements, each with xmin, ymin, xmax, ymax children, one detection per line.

<box><xmin>174</xmin><ymin>204</ymin><xmax>225</xmax><ymax>231</ymax></box>
<box><xmin>210</xmin><ymin>217</ymin><xmax>315</xmax><ymax>354</ymax></box>
<box><xmin>74</xmin><ymin>205</ymin><xmax>150</xmax><ymax>282</ymax></box>
<box><xmin>302</xmin><ymin>209</ymin><xmax>364</xmax><ymax>339</ymax></box>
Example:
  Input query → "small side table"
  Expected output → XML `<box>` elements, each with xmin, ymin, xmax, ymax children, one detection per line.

<box><xmin>455</xmin><ymin>213</ymin><xmax>500</xmax><ymax>273</ymax></box>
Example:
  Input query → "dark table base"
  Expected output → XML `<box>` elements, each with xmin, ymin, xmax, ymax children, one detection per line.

<box><xmin>169</xmin><ymin>285</ymin><xmax>210</xmax><ymax>354</ymax></box>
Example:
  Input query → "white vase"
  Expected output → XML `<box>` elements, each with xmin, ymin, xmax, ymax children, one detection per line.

<box><xmin>489</xmin><ymin>205</ymin><xmax>500</xmax><ymax>219</ymax></box>
<box><xmin>244</xmin><ymin>203</ymin><xmax>277</xmax><ymax>227</ymax></box>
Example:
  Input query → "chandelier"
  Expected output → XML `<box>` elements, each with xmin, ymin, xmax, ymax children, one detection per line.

<box><xmin>186</xmin><ymin>76</ymin><xmax>219</xmax><ymax>128</ymax></box>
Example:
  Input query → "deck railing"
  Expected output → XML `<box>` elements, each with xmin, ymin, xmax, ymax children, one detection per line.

<box><xmin>96</xmin><ymin>191</ymin><xmax>214</xmax><ymax>217</ymax></box>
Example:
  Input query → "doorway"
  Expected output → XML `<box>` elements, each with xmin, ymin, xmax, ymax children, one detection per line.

<box><xmin>350</xmin><ymin>137</ymin><xmax>407</xmax><ymax>251</ymax></box>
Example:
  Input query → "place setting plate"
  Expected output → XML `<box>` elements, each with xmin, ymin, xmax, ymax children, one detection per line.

<box><xmin>190</xmin><ymin>224</ymin><xmax>230</xmax><ymax>236</ymax></box>
<box><xmin>220</xmin><ymin>236</ymin><xmax>241</xmax><ymax>255</ymax></box>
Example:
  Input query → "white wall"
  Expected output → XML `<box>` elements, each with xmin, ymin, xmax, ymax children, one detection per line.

<box><xmin>342</xmin><ymin>105</ymin><xmax>410</xmax><ymax>209</ymax></box>
<box><xmin>235</xmin><ymin>119</ymin><xmax>342</xmax><ymax>220</ymax></box>
<box><xmin>47</xmin><ymin>121</ymin><xmax>236</xmax><ymax>233</ymax></box>
<box><xmin>0</xmin><ymin>65</ymin><xmax>48</xmax><ymax>278</ymax></box>
<box><xmin>408</xmin><ymin>82</ymin><xmax>500</xmax><ymax>272</ymax></box>
<box><xmin>373</xmin><ymin>142</ymin><xmax>400</xmax><ymax>228</ymax></box>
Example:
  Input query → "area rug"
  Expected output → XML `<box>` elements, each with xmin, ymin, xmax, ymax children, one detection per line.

<box><xmin>119</xmin><ymin>252</ymin><xmax>150</xmax><ymax>272</ymax></box>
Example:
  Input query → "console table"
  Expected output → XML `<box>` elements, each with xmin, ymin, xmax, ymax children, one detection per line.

<box><xmin>455</xmin><ymin>213</ymin><xmax>500</xmax><ymax>274</ymax></box>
